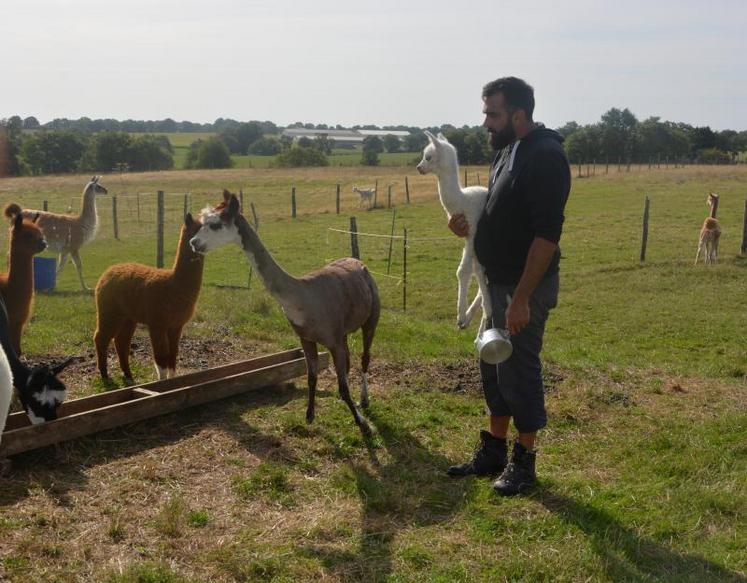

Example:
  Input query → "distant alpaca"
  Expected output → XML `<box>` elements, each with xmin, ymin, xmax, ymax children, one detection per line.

<box><xmin>94</xmin><ymin>213</ymin><xmax>205</xmax><ymax>382</ymax></box>
<box><xmin>0</xmin><ymin>205</ymin><xmax>47</xmax><ymax>355</ymax></box>
<box><xmin>695</xmin><ymin>193</ymin><xmax>721</xmax><ymax>265</ymax></box>
<box><xmin>15</xmin><ymin>176</ymin><xmax>108</xmax><ymax>290</ymax></box>
<box><xmin>416</xmin><ymin>131</ymin><xmax>491</xmax><ymax>332</ymax></box>
<box><xmin>190</xmin><ymin>191</ymin><xmax>380</xmax><ymax>434</ymax></box>
<box><xmin>352</xmin><ymin>186</ymin><xmax>375</xmax><ymax>207</ymax></box>
<box><xmin>0</xmin><ymin>295</ymin><xmax>72</xmax><ymax>424</ymax></box>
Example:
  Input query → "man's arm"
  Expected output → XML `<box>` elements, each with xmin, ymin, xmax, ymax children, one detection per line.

<box><xmin>505</xmin><ymin>236</ymin><xmax>557</xmax><ymax>335</ymax></box>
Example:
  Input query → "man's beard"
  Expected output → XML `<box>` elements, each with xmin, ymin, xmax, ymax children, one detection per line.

<box><xmin>489</xmin><ymin>122</ymin><xmax>516</xmax><ymax>151</ymax></box>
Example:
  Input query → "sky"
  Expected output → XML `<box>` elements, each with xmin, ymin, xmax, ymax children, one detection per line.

<box><xmin>1</xmin><ymin>0</ymin><xmax>746</xmax><ymax>131</ymax></box>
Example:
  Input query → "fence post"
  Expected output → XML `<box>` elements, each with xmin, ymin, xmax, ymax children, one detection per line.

<box><xmin>626</xmin><ymin>156</ymin><xmax>631</xmax><ymax>172</ymax></box>
<box><xmin>577</xmin><ymin>162</ymin><xmax>582</xmax><ymax>178</ymax></box>
<box><xmin>336</xmin><ymin>183</ymin><xmax>340</xmax><ymax>214</ymax></box>
<box><xmin>183</xmin><ymin>193</ymin><xmax>188</xmax><ymax>218</ymax></box>
<box><xmin>112</xmin><ymin>195</ymin><xmax>119</xmax><ymax>240</ymax></box>
<box><xmin>374</xmin><ymin>180</ymin><xmax>378</xmax><ymax>209</ymax></box>
<box><xmin>605</xmin><ymin>158</ymin><xmax>609</xmax><ymax>174</ymax></box>
<box><xmin>350</xmin><ymin>217</ymin><xmax>359</xmax><ymax>259</ymax></box>
<box><xmin>387</xmin><ymin>184</ymin><xmax>392</xmax><ymax>209</ymax></box>
<box><xmin>291</xmin><ymin>186</ymin><xmax>296</xmax><ymax>218</ymax></box>
<box><xmin>156</xmin><ymin>190</ymin><xmax>165</xmax><ymax>268</ymax></box>
<box><xmin>386</xmin><ymin>209</ymin><xmax>396</xmax><ymax>274</ymax></box>
<box><xmin>405</xmin><ymin>176</ymin><xmax>410</xmax><ymax>203</ymax></box>
<box><xmin>593</xmin><ymin>159</ymin><xmax>596</xmax><ymax>176</ymax></box>
<box><xmin>640</xmin><ymin>196</ymin><xmax>650</xmax><ymax>263</ymax></box>
<box><xmin>464</xmin><ymin>168</ymin><xmax>467</xmax><ymax>186</ymax></box>
<box><xmin>741</xmin><ymin>199</ymin><xmax>747</xmax><ymax>255</ymax></box>
<box><xmin>247</xmin><ymin>203</ymin><xmax>260</xmax><ymax>289</ymax></box>
<box><xmin>137</xmin><ymin>193</ymin><xmax>141</xmax><ymax>224</ymax></box>
<box><xmin>43</xmin><ymin>200</ymin><xmax>48</xmax><ymax>211</ymax></box>
<box><xmin>403</xmin><ymin>227</ymin><xmax>408</xmax><ymax>312</ymax></box>
<box><xmin>618</xmin><ymin>156</ymin><xmax>622</xmax><ymax>172</ymax></box>
<box><xmin>477</xmin><ymin>173</ymin><xmax>481</xmax><ymax>186</ymax></box>
<box><xmin>240</xmin><ymin>189</ymin><xmax>244</xmax><ymax>212</ymax></box>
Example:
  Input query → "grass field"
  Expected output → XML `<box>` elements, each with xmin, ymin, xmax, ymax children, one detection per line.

<box><xmin>0</xmin><ymin>164</ymin><xmax>745</xmax><ymax>581</ymax></box>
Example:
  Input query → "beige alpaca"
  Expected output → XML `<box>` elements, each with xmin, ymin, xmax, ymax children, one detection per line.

<box><xmin>695</xmin><ymin>193</ymin><xmax>721</xmax><ymax>265</ymax></box>
<box><xmin>17</xmin><ymin>176</ymin><xmax>107</xmax><ymax>289</ymax></box>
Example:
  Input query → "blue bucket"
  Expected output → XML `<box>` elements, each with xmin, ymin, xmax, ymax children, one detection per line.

<box><xmin>33</xmin><ymin>256</ymin><xmax>57</xmax><ymax>292</ymax></box>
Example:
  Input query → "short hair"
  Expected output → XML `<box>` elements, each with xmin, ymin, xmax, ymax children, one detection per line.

<box><xmin>482</xmin><ymin>77</ymin><xmax>535</xmax><ymax>120</ymax></box>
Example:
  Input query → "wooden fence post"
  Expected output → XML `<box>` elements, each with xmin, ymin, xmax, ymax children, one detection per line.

<box><xmin>640</xmin><ymin>196</ymin><xmax>650</xmax><ymax>263</ymax></box>
<box><xmin>350</xmin><ymin>217</ymin><xmax>359</xmax><ymax>259</ymax></box>
<box><xmin>240</xmin><ymin>189</ymin><xmax>244</xmax><ymax>212</ymax></box>
<box><xmin>291</xmin><ymin>186</ymin><xmax>296</xmax><ymax>218</ymax></box>
<box><xmin>336</xmin><ymin>183</ymin><xmax>340</xmax><ymax>214</ymax></box>
<box><xmin>577</xmin><ymin>162</ymin><xmax>582</xmax><ymax>178</ymax></box>
<box><xmin>374</xmin><ymin>180</ymin><xmax>378</xmax><ymax>209</ymax></box>
<box><xmin>43</xmin><ymin>200</ymin><xmax>48</xmax><ymax>211</ymax></box>
<box><xmin>112</xmin><ymin>195</ymin><xmax>119</xmax><ymax>240</ymax></box>
<box><xmin>605</xmin><ymin>158</ymin><xmax>609</xmax><ymax>174</ymax></box>
<box><xmin>156</xmin><ymin>190</ymin><xmax>165</xmax><ymax>268</ymax></box>
<box><xmin>247</xmin><ymin>203</ymin><xmax>259</xmax><ymax>289</ymax></box>
<box><xmin>137</xmin><ymin>193</ymin><xmax>141</xmax><ymax>224</ymax></box>
<box><xmin>183</xmin><ymin>193</ymin><xmax>188</xmax><ymax>218</ymax></box>
<box><xmin>405</xmin><ymin>176</ymin><xmax>410</xmax><ymax>203</ymax></box>
<box><xmin>387</xmin><ymin>184</ymin><xmax>392</xmax><ymax>209</ymax></box>
<box><xmin>386</xmin><ymin>209</ymin><xmax>396</xmax><ymax>275</ymax></box>
<box><xmin>250</xmin><ymin>202</ymin><xmax>259</xmax><ymax>231</ymax></box>
<box><xmin>741</xmin><ymin>199</ymin><xmax>747</xmax><ymax>255</ymax></box>
<box><xmin>403</xmin><ymin>227</ymin><xmax>408</xmax><ymax>312</ymax></box>
<box><xmin>464</xmin><ymin>168</ymin><xmax>467</xmax><ymax>186</ymax></box>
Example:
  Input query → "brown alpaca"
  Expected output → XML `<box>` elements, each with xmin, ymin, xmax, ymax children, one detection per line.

<box><xmin>94</xmin><ymin>213</ymin><xmax>205</xmax><ymax>381</ymax></box>
<box><xmin>0</xmin><ymin>205</ymin><xmax>47</xmax><ymax>355</ymax></box>
<box><xmin>16</xmin><ymin>176</ymin><xmax>108</xmax><ymax>290</ymax></box>
<box><xmin>695</xmin><ymin>193</ymin><xmax>721</xmax><ymax>265</ymax></box>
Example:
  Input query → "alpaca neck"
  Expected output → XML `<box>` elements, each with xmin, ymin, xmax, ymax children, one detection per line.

<box><xmin>79</xmin><ymin>188</ymin><xmax>98</xmax><ymax>223</ymax></box>
<box><xmin>235</xmin><ymin>215</ymin><xmax>300</xmax><ymax>300</ymax></box>
<box><xmin>7</xmin><ymin>249</ymin><xmax>33</xmax><ymax>292</ymax></box>
<box><xmin>172</xmin><ymin>231</ymin><xmax>204</xmax><ymax>286</ymax></box>
<box><xmin>435</xmin><ymin>162</ymin><xmax>464</xmax><ymax>213</ymax></box>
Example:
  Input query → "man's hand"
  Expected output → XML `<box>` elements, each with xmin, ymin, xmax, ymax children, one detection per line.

<box><xmin>448</xmin><ymin>214</ymin><xmax>469</xmax><ymax>238</ymax></box>
<box><xmin>505</xmin><ymin>294</ymin><xmax>530</xmax><ymax>335</ymax></box>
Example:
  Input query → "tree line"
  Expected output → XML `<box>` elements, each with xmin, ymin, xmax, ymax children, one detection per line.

<box><xmin>1</xmin><ymin>109</ymin><xmax>745</xmax><ymax>176</ymax></box>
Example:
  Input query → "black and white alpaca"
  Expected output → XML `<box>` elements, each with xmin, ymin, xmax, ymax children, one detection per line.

<box><xmin>0</xmin><ymin>295</ymin><xmax>73</xmax><ymax>424</ymax></box>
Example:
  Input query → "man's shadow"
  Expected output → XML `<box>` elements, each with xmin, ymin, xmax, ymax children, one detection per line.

<box><xmin>537</xmin><ymin>485</ymin><xmax>745</xmax><ymax>582</ymax></box>
<box><xmin>300</xmin><ymin>406</ymin><xmax>471</xmax><ymax>582</ymax></box>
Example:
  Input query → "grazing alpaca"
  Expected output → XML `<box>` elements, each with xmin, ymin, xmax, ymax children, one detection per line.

<box><xmin>416</xmin><ymin>131</ymin><xmax>491</xmax><ymax>332</ymax></box>
<box><xmin>14</xmin><ymin>176</ymin><xmax>107</xmax><ymax>290</ymax></box>
<box><xmin>0</xmin><ymin>295</ymin><xmax>72</xmax><ymax>424</ymax></box>
<box><xmin>94</xmin><ymin>213</ymin><xmax>205</xmax><ymax>382</ymax></box>
<box><xmin>352</xmin><ymin>186</ymin><xmax>375</xmax><ymax>207</ymax></box>
<box><xmin>190</xmin><ymin>191</ymin><xmax>380</xmax><ymax>434</ymax></box>
<box><xmin>0</xmin><ymin>205</ymin><xmax>47</xmax><ymax>355</ymax></box>
<box><xmin>695</xmin><ymin>193</ymin><xmax>721</xmax><ymax>265</ymax></box>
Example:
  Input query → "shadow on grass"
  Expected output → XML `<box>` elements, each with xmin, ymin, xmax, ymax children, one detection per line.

<box><xmin>302</xmin><ymin>406</ymin><xmax>469</xmax><ymax>582</ymax></box>
<box><xmin>0</xmin><ymin>382</ymin><xmax>306</xmax><ymax>507</ymax></box>
<box><xmin>538</xmin><ymin>487</ymin><xmax>746</xmax><ymax>582</ymax></box>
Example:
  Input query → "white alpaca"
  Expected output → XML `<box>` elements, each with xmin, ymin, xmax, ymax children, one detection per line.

<box><xmin>352</xmin><ymin>186</ymin><xmax>375</xmax><ymax>207</ymax></box>
<box><xmin>416</xmin><ymin>131</ymin><xmax>491</xmax><ymax>333</ymax></box>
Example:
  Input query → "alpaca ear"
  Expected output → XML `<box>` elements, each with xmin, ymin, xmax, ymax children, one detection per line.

<box><xmin>33</xmin><ymin>212</ymin><xmax>40</xmax><ymax>223</ymax></box>
<box><xmin>51</xmin><ymin>357</ymin><xmax>75</xmax><ymax>375</ymax></box>
<box><xmin>437</xmin><ymin>132</ymin><xmax>446</xmax><ymax>141</ymax></box>
<box><xmin>91</xmin><ymin>176</ymin><xmax>96</xmax><ymax>183</ymax></box>
<box><xmin>184</xmin><ymin>212</ymin><xmax>194</xmax><ymax>227</ymax></box>
<box><xmin>222</xmin><ymin>189</ymin><xmax>232</xmax><ymax>203</ymax></box>
<box><xmin>227</xmin><ymin>194</ymin><xmax>240</xmax><ymax>217</ymax></box>
<box><xmin>424</xmin><ymin>130</ymin><xmax>436</xmax><ymax>143</ymax></box>
<box><xmin>13</xmin><ymin>213</ymin><xmax>23</xmax><ymax>229</ymax></box>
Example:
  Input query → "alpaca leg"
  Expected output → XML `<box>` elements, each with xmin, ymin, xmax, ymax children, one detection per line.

<box><xmin>360</xmin><ymin>320</ymin><xmax>377</xmax><ymax>410</ymax></box>
<box><xmin>166</xmin><ymin>327</ymin><xmax>183</xmax><ymax>378</ymax></box>
<box><xmin>70</xmin><ymin>250</ymin><xmax>89</xmax><ymax>290</ymax></box>
<box><xmin>148</xmin><ymin>327</ymin><xmax>170</xmax><ymax>380</ymax></box>
<box><xmin>344</xmin><ymin>336</ymin><xmax>351</xmax><ymax>376</ymax></box>
<box><xmin>456</xmin><ymin>244</ymin><xmax>474</xmax><ymax>329</ymax></box>
<box><xmin>465</xmin><ymin>290</ymin><xmax>483</xmax><ymax>325</ymax></box>
<box><xmin>695</xmin><ymin>241</ymin><xmax>704</xmax><ymax>264</ymax></box>
<box><xmin>94</xmin><ymin>322</ymin><xmax>117</xmax><ymax>379</ymax></box>
<box><xmin>114</xmin><ymin>320</ymin><xmax>137</xmax><ymax>381</ymax></box>
<box><xmin>474</xmin><ymin>264</ymin><xmax>493</xmax><ymax>336</ymax></box>
<box><xmin>9</xmin><ymin>321</ymin><xmax>23</xmax><ymax>356</ymax></box>
<box><xmin>331</xmin><ymin>344</ymin><xmax>370</xmax><ymax>435</ymax></box>
<box><xmin>57</xmin><ymin>252</ymin><xmax>70</xmax><ymax>274</ymax></box>
<box><xmin>301</xmin><ymin>340</ymin><xmax>318</xmax><ymax>423</ymax></box>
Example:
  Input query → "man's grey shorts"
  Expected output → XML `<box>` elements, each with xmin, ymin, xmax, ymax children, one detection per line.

<box><xmin>480</xmin><ymin>273</ymin><xmax>559</xmax><ymax>432</ymax></box>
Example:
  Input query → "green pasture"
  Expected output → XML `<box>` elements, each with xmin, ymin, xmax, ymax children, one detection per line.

<box><xmin>0</xmin><ymin>165</ymin><xmax>744</xmax><ymax>582</ymax></box>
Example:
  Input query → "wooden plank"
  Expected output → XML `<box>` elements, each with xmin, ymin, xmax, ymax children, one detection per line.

<box><xmin>1</xmin><ymin>351</ymin><xmax>325</xmax><ymax>457</ymax></box>
<box><xmin>132</xmin><ymin>388</ymin><xmax>160</xmax><ymax>397</ymax></box>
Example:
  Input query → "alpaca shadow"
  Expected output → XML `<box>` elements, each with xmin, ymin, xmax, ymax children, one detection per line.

<box><xmin>301</xmin><ymin>407</ymin><xmax>469</xmax><ymax>582</ymax></box>
<box><xmin>537</xmin><ymin>486</ymin><xmax>746</xmax><ymax>582</ymax></box>
<box><xmin>0</xmin><ymin>382</ymin><xmax>306</xmax><ymax>508</ymax></box>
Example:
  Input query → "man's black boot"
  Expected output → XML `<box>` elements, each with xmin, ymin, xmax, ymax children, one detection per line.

<box><xmin>492</xmin><ymin>441</ymin><xmax>537</xmax><ymax>496</ymax></box>
<box><xmin>447</xmin><ymin>430</ymin><xmax>508</xmax><ymax>477</ymax></box>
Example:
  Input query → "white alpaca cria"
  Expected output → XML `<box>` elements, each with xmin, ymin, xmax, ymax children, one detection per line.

<box><xmin>352</xmin><ymin>186</ymin><xmax>375</xmax><ymax>207</ymax></box>
<box><xmin>417</xmin><ymin>131</ymin><xmax>491</xmax><ymax>333</ymax></box>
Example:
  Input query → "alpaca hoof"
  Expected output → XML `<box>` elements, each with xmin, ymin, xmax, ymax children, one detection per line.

<box><xmin>306</xmin><ymin>410</ymin><xmax>315</xmax><ymax>424</ymax></box>
<box><xmin>359</xmin><ymin>421</ymin><xmax>372</xmax><ymax>436</ymax></box>
<box><xmin>359</xmin><ymin>397</ymin><xmax>369</xmax><ymax>409</ymax></box>
<box><xmin>457</xmin><ymin>318</ymin><xmax>469</xmax><ymax>330</ymax></box>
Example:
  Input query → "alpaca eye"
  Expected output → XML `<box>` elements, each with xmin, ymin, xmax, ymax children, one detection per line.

<box><xmin>426</xmin><ymin>155</ymin><xmax>432</xmax><ymax>161</ymax></box>
<box><xmin>209</xmin><ymin>223</ymin><xmax>222</xmax><ymax>231</ymax></box>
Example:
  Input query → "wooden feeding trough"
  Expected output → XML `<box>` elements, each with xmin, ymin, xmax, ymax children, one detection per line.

<box><xmin>1</xmin><ymin>348</ymin><xmax>326</xmax><ymax>457</ymax></box>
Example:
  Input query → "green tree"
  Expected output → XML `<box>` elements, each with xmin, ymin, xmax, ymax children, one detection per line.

<box><xmin>79</xmin><ymin>131</ymin><xmax>132</xmax><ymax>171</ymax></box>
<box><xmin>20</xmin><ymin>130</ymin><xmax>88</xmax><ymax>174</ymax></box>
<box><xmin>274</xmin><ymin>144</ymin><xmax>328</xmax><ymax>167</ymax></box>
<box><xmin>382</xmin><ymin>134</ymin><xmax>401</xmax><ymax>153</ymax></box>
<box><xmin>248</xmin><ymin>137</ymin><xmax>282</xmax><ymax>155</ymax></box>
<box><xmin>361</xmin><ymin>135</ymin><xmax>383</xmax><ymax>166</ymax></box>
<box><xmin>313</xmin><ymin>135</ymin><xmax>334</xmax><ymax>155</ymax></box>
<box><xmin>404</xmin><ymin>132</ymin><xmax>428</xmax><ymax>152</ymax></box>
<box><xmin>188</xmin><ymin>137</ymin><xmax>233</xmax><ymax>169</ymax></box>
<box><xmin>127</xmin><ymin>135</ymin><xmax>174</xmax><ymax>171</ymax></box>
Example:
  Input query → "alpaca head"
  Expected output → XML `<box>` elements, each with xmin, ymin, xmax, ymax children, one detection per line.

<box><xmin>416</xmin><ymin>131</ymin><xmax>458</xmax><ymax>176</ymax></box>
<box><xmin>190</xmin><ymin>190</ymin><xmax>243</xmax><ymax>254</ymax></box>
<box><xmin>4</xmin><ymin>205</ymin><xmax>47</xmax><ymax>255</ymax></box>
<box><xmin>18</xmin><ymin>358</ymin><xmax>74</xmax><ymax>424</ymax></box>
<box><xmin>84</xmin><ymin>175</ymin><xmax>108</xmax><ymax>198</ymax></box>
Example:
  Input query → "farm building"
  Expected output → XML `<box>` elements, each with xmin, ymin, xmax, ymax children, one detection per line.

<box><xmin>281</xmin><ymin>127</ymin><xmax>410</xmax><ymax>148</ymax></box>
